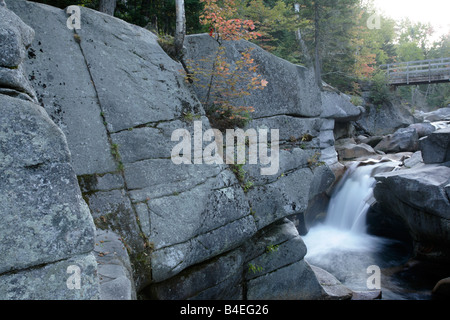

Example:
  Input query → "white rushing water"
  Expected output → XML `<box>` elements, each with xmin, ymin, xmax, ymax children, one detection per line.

<box><xmin>302</xmin><ymin>162</ymin><xmax>398</xmax><ymax>291</ymax></box>
<box><xmin>324</xmin><ymin>163</ymin><xmax>378</xmax><ymax>234</ymax></box>
<box><xmin>302</xmin><ymin>158</ymin><xmax>448</xmax><ymax>299</ymax></box>
<box><xmin>303</xmin><ymin>162</ymin><xmax>395</xmax><ymax>256</ymax></box>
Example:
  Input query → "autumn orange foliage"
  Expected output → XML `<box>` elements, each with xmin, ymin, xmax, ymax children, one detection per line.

<box><xmin>200</xmin><ymin>0</ymin><xmax>262</xmax><ymax>43</ymax></box>
<box><xmin>354</xmin><ymin>52</ymin><xmax>376</xmax><ymax>79</ymax></box>
<box><xmin>185</xmin><ymin>0</ymin><xmax>267</xmax><ymax>128</ymax></box>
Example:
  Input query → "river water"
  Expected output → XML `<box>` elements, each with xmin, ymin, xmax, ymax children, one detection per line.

<box><xmin>302</xmin><ymin>162</ymin><xmax>447</xmax><ymax>300</ymax></box>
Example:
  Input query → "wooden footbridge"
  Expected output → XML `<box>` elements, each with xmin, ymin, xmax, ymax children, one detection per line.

<box><xmin>380</xmin><ymin>57</ymin><xmax>450</xmax><ymax>86</ymax></box>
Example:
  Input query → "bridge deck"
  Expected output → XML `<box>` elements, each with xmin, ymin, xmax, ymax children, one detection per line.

<box><xmin>380</xmin><ymin>58</ymin><xmax>450</xmax><ymax>86</ymax></box>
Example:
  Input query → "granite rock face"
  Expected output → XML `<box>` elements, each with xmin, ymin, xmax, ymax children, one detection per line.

<box><xmin>8</xmin><ymin>1</ymin><xmax>259</xmax><ymax>291</ymax></box>
<box><xmin>4</xmin><ymin>1</ymin><xmax>361</xmax><ymax>299</ymax></box>
<box><xmin>0</xmin><ymin>102</ymin><xmax>93</xmax><ymax>273</ymax></box>
<box><xmin>0</xmin><ymin>2</ymin><xmax>99</xmax><ymax>299</ymax></box>
<box><xmin>183</xmin><ymin>34</ymin><xmax>323</xmax><ymax>119</ymax></box>
<box><xmin>147</xmin><ymin>219</ymin><xmax>328</xmax><ymax>300</ymax></box>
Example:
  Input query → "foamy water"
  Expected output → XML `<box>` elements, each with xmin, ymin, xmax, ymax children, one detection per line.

<box><xmin>302</xmin><ymin>162</ymin><xmax>399</xmax><ymax>293</ymax></box>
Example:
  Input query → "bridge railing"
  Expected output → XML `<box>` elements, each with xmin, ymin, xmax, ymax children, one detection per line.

<box><xmin>380</xmin><ymin>57</ymin><xmax>450</xmax><ymax>85</ymax></box>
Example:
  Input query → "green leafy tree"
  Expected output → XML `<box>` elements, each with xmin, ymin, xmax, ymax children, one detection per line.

<box><xmin>429</xmin><ymin>33</ymin><xmax>450</xmax><ymax>59</ymax></box>
<box><xmin>396</xmin><ymin>19</ymin><xmax>434</xmax><ymax>62</ymax></box>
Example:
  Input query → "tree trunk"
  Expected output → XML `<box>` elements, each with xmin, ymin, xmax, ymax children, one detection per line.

<box><xmin>296</xmin><ymin>28</ymin><xmax>312</xmax><ymax>66</ymax></box>
<box><xmin>174</xmin><ymin>0</ymin><xmax>186</xmax><ymax>59</ymax></box>
<box><xmin>314</xmin><ymin>1</ymin><xmax>322</xmax><ymax>89</ymax></box>
<box><xmin>99</xmin><ymin>0</ymin><xmax>117</xmax><ymax>16</ymax></box>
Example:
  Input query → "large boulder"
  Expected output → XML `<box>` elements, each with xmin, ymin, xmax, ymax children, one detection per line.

<box><xmin>407</xmin><ymin>122</ymin><xmax>435</xmax><ymax>138</ymax></box>
<box><xmin>310</xmin><ymin>265</ymin><xmax>353</xmax><ymax>300</ymax></box>
<box><xmin>0</xmin><ymin>95</ymin><xmax>95</xmax><ymax>273</ymax></box>
<box><xmin>374</xmin><ymin>127</ymin><xmax>419</xmax><ymax>153</ymax></box>
<box><xmin>419</xmin><ymin>127</ymin><xmax>450</xmax><ymax>165</ymax></box>
<box><xmin>335</xmin><ymin>138</ymin><xmax>377</xmax><ymax>161</ymax></box>
<box><xmin>355</xmin><ymin>102</ymin><xmax>415</xmax><ymax>136</ymax></box>
<box><xmin>184</xmin><ymin>34</ymin><xmax>322</xmax><ymax>119</ymax></box>
<box><xmin>373</xmin><ymin>165</ymin><xmax>450</xmax><ymax>262</ymax></box>
<box><xmin>403</xmin><ymin>151</ymin><xmax>423</xmax><ymax>168</ymax></box>
<box><xmin>432</xmin><ymin>277</ymin><xmax>450</xmax><ymax>300</ymax></box>
<box><xmin>0</xmin><ymin>3</ymin><xmax>33</xmax><ymax>68</ymax></box>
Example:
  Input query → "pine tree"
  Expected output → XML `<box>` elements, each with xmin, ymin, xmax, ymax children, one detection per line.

<box><xmin>294</xmin><ymin>0</ymin><xmax>359</xmax><ymax>88</ymax></box>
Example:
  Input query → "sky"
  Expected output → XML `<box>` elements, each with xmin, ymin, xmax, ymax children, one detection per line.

<box><xmin>370</xmin><ymin>0</ymin><xmax>450</xmax><ymax>40</ymax></box>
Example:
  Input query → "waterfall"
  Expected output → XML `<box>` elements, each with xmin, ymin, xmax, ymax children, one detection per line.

<box><xmin>324</xmin><ymin>163</ymin><xmax>379</xmax><ymax>234</ymax></box>
<box><xmin>302</xmin><ymin>162</ymin><xmax>399</xmax><ymax>289</ymax></box>
<box><xmin>302</xmin><ymin>160</ymin><xmax>434</xmax><ymax>299</ymax></box>
<box><xmin>304</xmin><ymin>161</ymin><xmax>398</xmax><ymax>240</ymax></box>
